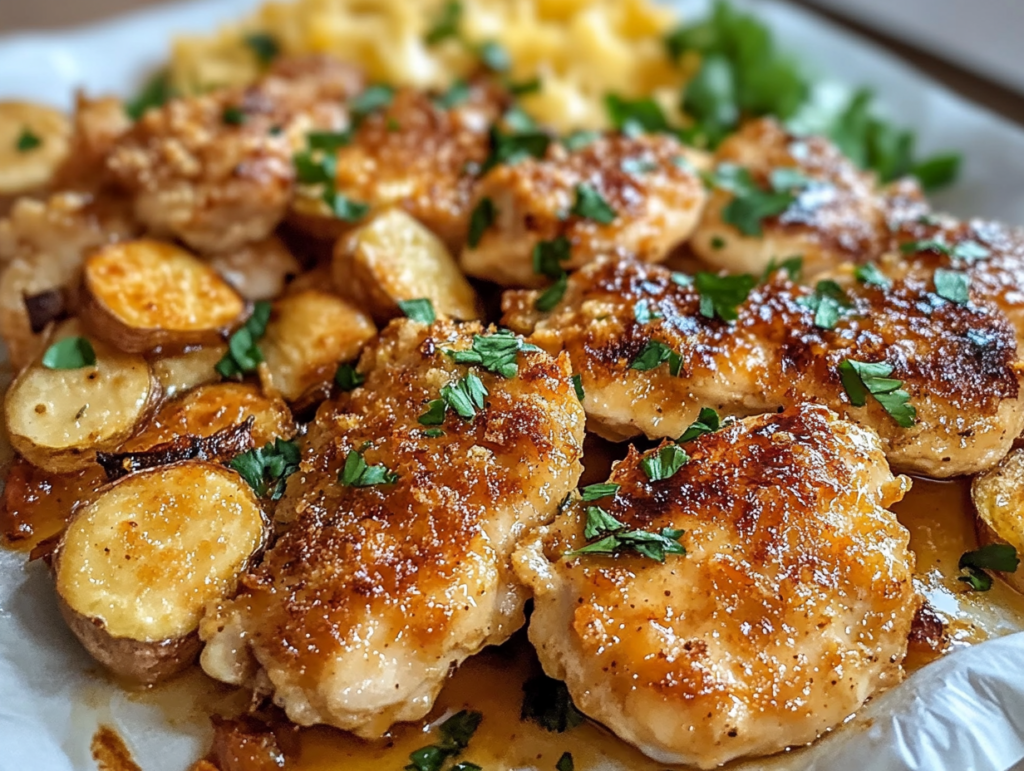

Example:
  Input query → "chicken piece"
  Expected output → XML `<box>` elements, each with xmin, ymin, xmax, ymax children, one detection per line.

<box><xmin>514</xmin><ymin>404</ymin><xmax>918</xmax><ymax>769</ymax></box>
<box><xmin>502</xmin><ymin>257</ymin><xmax>1024</xmax><ymax>477</ymax></box>
<box><xmin>200</xmin><ymin>319</ymin><xmax>586</xmax><ymax>737</ymax></box>
<box><xmin>52</xmin><ymin>94</ymin><xmax>132</xmax><ymax>191</ymax></box>
<box><xmin>107</xmin><ymin>56</ymin><xmax>363</xmax><ymax>253</ymax></box>
<box><xmin>690</xmin><ymin>118</ymin><xmax>924</xmax><ymax>277</ymax></box>
<box><xmin>206</xmin><ymin>235</ymin><xmax>301</xmax><ymax>301</ymax></box>
<box><xmin>461</xmin><ymin>134</ymin><xmax>707</xmax><ymax>287</ymax></box>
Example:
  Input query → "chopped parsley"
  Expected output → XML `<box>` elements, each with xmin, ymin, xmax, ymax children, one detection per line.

<box><xmin>243</xmin><ymin>32</ymin><xmax>280</xmax><ymax>66</ymax></box>
<box><xmin>899</xmin><ymin>237</ymin><xmax>990</xmax><ymax>262</ymax></box>
<box><xmin>294</xmin><ymin>136</ymin><xmax>370</xmax><ymax>223</ymax></box>
<box><xmin>423</xmin><ymin>428</ymin><xmax>445</xmax><ymax>438</ymax></box>
<box><xmin>695</xmin><ymin>271</ymin><xmax>755</xmax><ymax>321</ymax></box>
<box><xmin>532</xmin><ymin>236</ymin><xmax>572</xmax><ymax>279</ymax></box>
<box><xmin>535</xmin><ymin>273</ymin><xmax>568</xmax><ymax>312</ymax></box>
<box><xmin>481</xmin><ymin>125</ymin><xmax>551</xmax><ymax>174</ymax></box>
<box><xmin>502</xmin><ymin>105</ymin><xmax>538</xmax><ymax>133</ymax></box>
<box><xmin>761</xmin><ymin>255</ymin><xmax>803</xmax><ymax>281</ymax></box>
<box><xmin>230</xmin><ymin>438</ymin><xmax>300</xmax><ymax>500</ymax></box>
<box><xmin>563</xmin><ymin>130</ymin><xmax>601</xmax><ymax>152</ymax></box>
<box><xmin>958</xmin><ymin>544</ymin><xmax>1020</xmax><ymax>592</ymax></box>
<box><xmin>567</xmin><ymin>505</ymin><xmax>685</xmax><ymax>563</ymax></box>
<box><xmin>339</xmin><ymin>448</ymin><xmax>398</xmax><ymax>488</ymax></box>
<box><xmin>933</xmin><ymin>269</ymin><xmax>970</xmax><ymax>305</ymax></box>
<box><xmin>710</xmin><ymin>235</ymin><xmax>726</xmax><ymax>250</ymax></box>
<box><xmin>678</xmin><ymin>406</ymin><xmax>726</xmax><ymax>443</ymax></box>
<box><xmin>572</xmin><ymin>373</ymin><xmax>585</xmax><ymax>402</ymax></box>
<box><xmin>838</xmin><ymin>359</ymin><xmax>916</xmax><ymax>428</ymax></box>
<box><xmin>125</xmin><ymin>71</ymin><xmax>174</xmax><ymax>120</ymax></box>
<box><xmin>15</xmin><ymin>128</ymin><xmax>41</xmax><ymax>152</ymax></box>
<box><xmin>641</xmin><ymin>444</ymin><xmax>689</xmax><ymax>482</ymax></box>
<box><xmin>41</xmin><ymin>336</ymin><xmax>96</xmax><ymax>370</ymax></box>
<box><xmin>604</xmin><ymin>94</ymin><xmax>671</xmax><ymax>137</ymax></box>
<box><xmin>580</xmin><ymin>482</ymin><xmax>620</xmax><ymax>502</ymax></box>
<box><xmin>630</xmin><ymin>340</ymin><xmax>682</xmax><ymax>376</ymax></box>
<box><xmin>570</xmin><ymin>183</ymin><xmax>616</xmax><ymax>224</ymax></box>
<box><xmin>557</xmin><ymin>753</ymin><xmax>575</xmax><ymax>771</ymax></box>
<box><xmin>434</xmin><ymin>80</ymin><xmax>472</xmax><ymax>110</ymax></box>
<box><xmin>714</xmin><ymin>165</ymin><xmax>804</xmax><ymax>236</ymax></box>
<box><xmin>325</xmin><ymin>191</ymin><xmax>370</xmax><ymax>222</ymax></box>
<box><xmin>425</xmin><ymin>0</ymin><xmax>463</xmax><ymax>45</ymax></box>
<box><xmin>447</xmin><ymin>330</ymin><xmax>540</xmax><ymax>378</ymax></box>
<box><xmin>521</xmin><ymin>675</ymin><xmax>584</xmax><ymax>733</ymax></box>
<box><xmin>306</xmin><ymin>130</ymin><xmax>352</xmax><ymax>152</ymax></box>
<box><xmin>334</xmin><ymin>363</ymin><xmax>364</xmax><ymax>391</ymax></box>
<box><xmin>621</xmin><ymin>157</ymin><xmax>658</xmax><ymax>175</ymax></box>
<box><xmin>798</xmin><ymin>279</ymin><xmax>852</xmax><ymax>329</ymax></box>
<box><xmin>508</xmin><ymin>77</ymin><xmax>542</xmax><ymax>96</ymax></box>
<box><xmin>398</xmin><ymin>298</ymin><xmax>437</xmax><ymax>323</ymax></box>
<box><xmin>633</xmin><ymin>299</ymin><xmax>663</xmax><ymax>324</ymax></box>
<box><xmin>405</xmin><ymin>710</ymin><xmax>482</xmax><ymax>771</ymax></box>
<box><xmin>478</xmin><ymin>40</ymin><xmax>511</xmax><ymax>73</ymax></box>
<box><xmin>912</xmin><ymin>153</ymin><xmax>962</xmax><ymax>192</ymax></box>
<box><xmin>426</xmin><ymin>372</ymin><xmax>489</xmax><ymax>421</ymax></box>
<box><xmin>854</xmin><ymin>263</ymin><xmax>892</xmax><ymax>289</ymax></box>
<box><xmin>350</xmin><ymin>85</ymin><xmax>395</xmax><ymax>121</ymax></box>
<box><xmin>467</xmin><ymin>197</ymin><xmax>496</xmax><ymax>248</ymax></box>
<box><xmin>216</xmin><ymin>301</ymin><xmax>272</xmax><ymax>378</ymax></box>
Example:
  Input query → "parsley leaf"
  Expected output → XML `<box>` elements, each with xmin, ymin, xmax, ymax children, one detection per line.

<box><xmin>563</xmin><ymin>130</ymin><xmax>601</xmax><ymax>151</ymax></box>
<box><xmin>334</xmin><ymin>363</ymin><xmax>364</xmax><ymax>391</ymax></box>
<box><xmin>230</xmin><ymin>438</ymin><xmax>300</xmax><ymax>500</ymax></box>
<box><xmin>306</xmin><ymin>130</ymin><xmax>352</xmax><ymax>152</ymax></box>
<box><xmin>572</xmin><ymin>374</ymin><xmax>585</xmax><ymax>402</ymax></box>
<box><xmin>467</xmin><ymin>197</ymin><xmax>496</xmax><ymax>248</ymax></box>
<box><xmin>695</xmin><ymin>271</ymin><xmax>755</xmax><ymax>321</ymax></box>
<box><xmin>535</xmin><ymin>273</ymin><xmax>568</xmax><ymax>312</ymax></box>
<box><xmin>633</xmin><ymin>299</ymin><xmax>663</xmax><ymax>324</ymax></box>
<box><xmin>532</xmin><ymin>236</ymin><xmax>572</xmax><ymax>279</ymax></box>
<box><xmin>216</xmin><ymin>301</ymin><xmax>272</xmax><ymax>378</ymax></box>
<box><xmin>854</xmin><ymin>263</ymin><xmax>892</xmax><ymax>289</ymax></box>
<box><xmin>508</xmin><ymin>77</ymin><xmax>542</xmax><ymax>96</ymax></box>
<box><xmin>798</xmin><ymin>279</ymin><xmax>852</xmax><ymax>329</ymax></box>
<box><xmin>958</xmin><ymin>544</ymin><xmax>1019</xmax><ymax>592</ymax></box>
<box><xmin>678</xmin><ymin>406</ymin><xmax>724</xmax><ymax>443</ymax></box>
<box><xmin>630</xmin><ymin>340</ymin><xmax>682</xmax><ymax>376</ymax></box>
<box><xmin>722</xmin><ymin>187</ymin><xmax>792</xmax><ymax>236</ymax></box>
<box><xmin>557</xmin><ymin>752</ymin><xmax>575</xmax><ymax>771</ymax></box>
<box><xmin>934</xmin><ymin>269</ymin><xmax>970</xmax><ymax>305</ymax></box>
<box><xmin>521</xmin><ymin>675</ymin><xmax>584</xmax><ymax>733</ymax></box>
<box><xmin>15</xmin><ymin>128</ymin><xmax>41</xmax><ymax>152</ymax></box>
<box><xmin>580</xmin><ymin>482</ymin><xmax>620</xmax><ymax>502</ymax></box>
<box><xmin>425</xmin><ymin>0</ymin><xmax>462</xmax><ymax>45</ymax></box>
<box><xmin>243</xmin><ymin>32</ymin><xmax>279</xmax><ymax>66</ymax></box>
<box><xmin>42</xmin><ymin>336</ymin><xmax>96</xmax><ymax>370</ymax></box>
<box><xmin>478</xmin><ymin>40</ymin><xmax>511</xmax><ymax>72</ymax></box>
<box><xmin>398</xmin><ymin>298</ymin><xmax>437</xmax><ymax>323</ymax></box>
<box><xmin>761</xmin><ymin>255</ymin><xmax>803</xmax><ymax>282</ymax></box>
<box><xmin>324</xmin><ymin>190</ymin><xmax>370</xmax><ymax>222</ymax></box>
<box><xmin>838</xmin><ymin>359</ymin><xmax>916</xmax><ymax>428</ymax></box>
<box><xmin>604</xmin><ymin>94</ymin><xmax>671</xmax><ymax>137</ymax></box>
<box><xmin>406</xmin><ymin>710</ymin><xmax>482</xmax><ymax>771</ymax></box>
<box><xmin>567</xmin><ymin>505</ymin><xmax>686</xmax><ymax>563</ymax></box>
<box><xmin>221</xmin><ymin>106</ymin><xmax>246</xmax><ymax>125</ymax></box>
<box><xmin>418</xmin><ymin>398</ymin><xmax>448</xmax><ymax>426</ymax></box>
<box><xmin>350</xmin><ymin>85</ymin><xmax>395</xmax><ymax>121</ymax></box>
<box><xmin>440</xmin><ymin>373</ymin><xmax>488</xmax><ymax>420</ymax></box>
<box><xmin>481</xmin><ymin>125</ymin><xmax>551</xmax><ymax>174</ymax></box>
<box><xmin>423</xmin><ymin>428</ymin><xmax>445</xmax><ymax>438</ymax></box>
<box><xmin>571</xmin><ymin>183</ymin><xmax>616</xmax><ymax>224</ymax></box>
<box><xmin>434</xmin><ymin>80</ymin><xmax>472</xmax><ymax>110</ymax></box>
<box><xmin>912</xmin><ymin>153</ymin><xmax>962</xmax><ymax>192</ymax></box>
<box><xmin>641</xmin><ymin>444</ymin><xmax>689</xmax><ymax>482</ymax></box>
<box><xmin>125</xmin><ymin>71</ymin><xmax>174</xmax><ymax>120</ymax></box>
<box><xmin>621</xmin><ymin>157</ymin><xmax>658</xmax><ymax>175</ymax></box>
<box><xmin>339</xmin><ymin>449</ymin><xmax>398</xmax><ymax>488</ymax></box>
<box><xmin>447</xmin><ymin>330</ymin><xmax>540</xmax><ymax>378</ymax></box>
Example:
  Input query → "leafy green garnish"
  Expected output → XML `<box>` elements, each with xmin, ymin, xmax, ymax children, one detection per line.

<box><xmin>580</xmin><ymin>483</ymin><xmax>620</xmax><ymax>502</ymax></box>
<box><xmin>695</xmin><ymin>271</ymin><xmax>755</xmax><ymax>321</ymax></box>
<box><xmin>557</xmin><ymin>752</ymin><xmax>575</xmax><ymax>771</ymax></box>
<box><xmin>521</xmin><ymin>675</ymin><xmax>584</xmax><ymax>733</ymax></box>
<box><xmin>533</xmin><ymin>236</ymin><xmax>572</xmax><ymax>279</ymax></box>
<box><xmin>216</xmin><ymin>301</ymin><xmax>272</xmax><ymax>378</ymax></box>
<box><xmin>900</xmin><ymin>238</ymin><xmax>990</xmax><ymax>263</ymax></box>
<box><xmin>761</xmin><ymin>254</ymin><xmax>803</xmax><ymax>282</ymax></box>
<box><xmin>398</xmin><ymin>298</ymin><xmax>437</xmax><ymax>323</ymax></box>
<box><xmin>912</xmin><ymin>153</ymin><xmax>962</xmax><ymax>192</ymax></box>
<box><xmin>125</xmin><ymin>71</ymin><xmax>174</xmax><ymax>120</ymax></box>
<box><xmin>508</xmin><ymin>77</ymin><xmax>542</xmax><ymax>96</ymax></box>
<box><xmin>633</xmin><ymin>299</ymin><xmax>663</xmax><ymax>324</ymax></box>
<box><xmin>324</xmin><ymin>190</ymin><xmax>370</xmax><ymax>221</ymax></box>
<box><xmin>221</xmin><ymin>106</ymin><xmax>246</xmax><ymax>125</ymax></box>
<box><xmin>535</xmin><ymin>274</ymin><xmax>568</xmax><ymax>312</ymax></box>
<box><xmin>854</xmin><ymin>263</ymin><xmax>892</xmax><ymax>289</ymax></box>
<box><xmin>958</xmin><ymin>544</ymin><xmax>1019</xmax><ymax>592</ymax></box>
<box><xmin>42</xmin><ymin>337</ymin><xmax>96</xmax><ymax>370</ymax></box>
<box><xmin>434</xmin><ymin>80</ymin><xmax>472</xmax><ymax>110</ymax></box>
<box><xmin>425</xmin><ymin>0</ymin><xmax>463</xmax><ymax>45</ymax></box>
<box><xmin>567</xmin><ymin>505</ymin><xmax>685</xmax><ymax>563</ymax></box>
<box><xmin>630</xmin><ymin>340</ymin><xmax>682</xmax><ymax>376</ymax></box>
<box><xmin>572</xmin><ymin>374</ymin><xmax>585</xmax><ymax>402</ymax></box>
<box><xmin>642</xmin><ymin>444</ymin><xmax>689</xmax><ymax>482</ymax></box>
<box><xmin>437</xmin><ymin>373</ymin><xmax>489</xmax><ymax>420</ymax></box>
<box><xmin>350</xmin><ymin>85</ymin><xmax>395</xmax><ymax>121</ymax></box>
<box><xmin>933</xmin><ymin>269</ymin><xmax>970</xmax><ymax>305</ymax></box>
<box><xmin>678</xmin><ymin>406</ymin><xmax>725</xmax><ymax>443</ymax></box>
<box><xmin>798</xmin><ymin>279</ymin><xmax>852</xmax><ymax>329</ymax></box>
<box><xmin>621</xmin><ymin>157</ymin><xmax>658</xmax><ymax>175</ymax></box>
<box><xmin>243</xmin><ymin>32</ymin><xmax>280</xmax><ymax>65</ymax></box>
<box><xmin>467</xmin><ymin>197</ymin><xmax>496</xmax><ymax>248</ymax></box>
<box><xmin>478</xmin><ymin>40</ymin><xmax>511</xmax><ymax>72</ymax></box>
<box><xmin>718</xmin><ymin>168</ymin><xmax>801</xmax><ymax>236</ymax></box>
<box><xmin>230</xmin><ymin>438</ymin><xmax>300</xmax><ymax>500</ymax></box>
<box><xmin>15</xmin><ymin>128</ymin><xmax>41</xmax><ymax>152</ymax></box>
<box><xmin>604</xmin><ymin>94</ymin><xmax>671</xmax><ymax>137</ymax></box>
<box><xmin>481</xmin><ymin>125</ymin><xmax>551</xmax><ymax>174</ymax></box>
<box><xmin>446</xmin><ymin>330</ymin><xmax>540</xmax><ymax>378</ymax></box>
<box><xmin>570</xmin><ymin>183</ymin><xmax>616</xmax><ymax>224</ymax></box>
<box><xmin>423</xmin><ymin>428</ymin><xmax>445</xmax><ymax>438</ymax></box>
<box><xmin>562</xmin><ymin>130</ymin><xmax>601</xmax><ymax>151</ymax></box>
<box><xmin>838</xmin><ymin>359</ymin><xmax>916</xmax><ymax>428</ymax></box>
<box><xmin>339</xmin><ymin>448</ymin><xmax>398</xmax><ymax>488</ymax></box>
<box><xmin>334</xmin><ymin>363</ymin><xmax>364</xmax><ymax>391</ymax></box>
<box><xmin>406</xmin><ymin>710</ymin><xmax>482</xmax><ymax>771</ymax></box>
<box><xmin>307</xmin><ymin>130</ymin><xmax>352</xmax><ymax>152</ymax></box>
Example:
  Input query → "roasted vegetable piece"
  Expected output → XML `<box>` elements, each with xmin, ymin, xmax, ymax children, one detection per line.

<box><xmin>53</xmin><ymin>461</ymin><xmax>271</xmax><ymax>684</ymax></box>
<box><xmin>0</xmin><ymin>101</ymin><xmax>71</xmax><ymax>197</ymax></box>
<box><xmin>149</xmin><ymin>344</ymin><xmax>227</xmax><ymax>399</ymax></box>
<box><xmin>972</xmin><ymin>448</ymin><xmax>1024</xmax><ymax>593</ymax></box>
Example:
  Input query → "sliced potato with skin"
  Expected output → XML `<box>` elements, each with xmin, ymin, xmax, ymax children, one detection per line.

<box><xmin>259</xmin><ymin>289</ymin><xmax>375</xmax><ymax>402</ymax></box>
<box><xmin>5</xmin><ymin>321</ymin><xmax>156</xmax><ymax>473</ymax></box>
<box><xmin>123</xmin><ymin>382</ymin><xmax>295</xmax><ymax>452</ymax></box>
<box><xmin>53</xmin><ymin>461</ymin><xmax>271</xmax><ymax>683</ymax></box>
<box><xmin>972</xmin><ymin>447</ymin><xmax>1024</xmax><ymax>593</ymax></box>
<box><xmin>149</xmin><ymin>344</ymin><xmax>227</xmax><ymax>400</ymax></box>
<box><xmin>334</xmin><ymin>208</ymin><xmax>481</xmax><ymax>324</ymax></box>
<box><xmin>206</xmin><ymin>236</ymin><xmax>301</xmax><ymax>302</ymax></box>
<box><xmin>0</xmin><ymin>101</ymin><xmax>71</xmax><ymax>197</ymax></box>
<box><xmin>81</xmin><ymin>239</ymin><xmax>247</xmax><ymax>353</ymax></box>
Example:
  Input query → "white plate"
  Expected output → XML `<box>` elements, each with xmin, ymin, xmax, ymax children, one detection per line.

<box><xmin>1</xmin><ymin>1</ymin><xmax>1024</xmax><ymax>769</ymax></box>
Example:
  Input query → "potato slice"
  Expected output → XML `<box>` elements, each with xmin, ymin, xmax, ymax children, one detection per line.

<box><xmin>334</xmin><ymin>208</ymin><xmax>481</xmax><ymax>324</ymax></box>
<box><xmin>124</xmin><ymin>382</ymin><xmax>295</xmax><ymax>452</ymax></box>
<box><xmin>259</xmin><ymin>290</ymin><xmax>375</xmax><ymax>402</ymax></box>
<box><xmin>0</xmin><ymin>101</ymin><xmax>71</xmax><ymax>196</ymax></box>
<box><xmin>5</xmin><ymin>321</ymin><xmax>156</xmax><ymax>473</ymax></box>
<box><xmin>150</xmin><ymin>345</ymin><xmax>227</xmax><ymax>399</ymax></box>
<box><xmin>53</xmin><ymin>461</ymin><xmax>270</xmax><ymax>683</ymax></box>
<box><xmin>207</xmin><ymin>236</ymin><xmax>301</xmax><ymax>301</ymax></box>
<box><xmin>972</xmin><ymin>448</ymin><xmax>1024</xmax><ymax>593</ymax></box>
<box><xmin>81</xmin><ymin>239</ymin><xmax>246</xmax><ymax>353</ymax></box>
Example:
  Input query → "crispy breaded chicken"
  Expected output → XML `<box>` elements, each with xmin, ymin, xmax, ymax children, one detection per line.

<box><xmin>107</xmin><ymin>56</ymin><xmax>363</xmax><ymax>253</ymax></box>
<box><xmin>514</xmin><ymin>404</ymin><xmax>917</xmax><ymax>769</ymax></box>
<box><xmin>502</xmin><ymin>256</ymin><xmax>1024</xmax><ymax>477</ymax></box>
<box><xmin>329</xmin><ymin>83</ymin><xmax>507</xmax><ymax>249</ymax></box>
<box><xmin>461</xmin><ymin>134</ymin><xmax>707</xmax><ymax>287</ymax></box>
<box><xmin>200</xmin><ymin>319</ymin><xmax>585</xmax><ymax>737</ymax></box>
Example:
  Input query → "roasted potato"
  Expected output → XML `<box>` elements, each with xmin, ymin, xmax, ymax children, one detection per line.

<box><xmin>206</xmin><ymin>236</ymin><xmax>301</xmax><ymax>301</ymax></box>
<box><xmin>5</xmin><ymin>321</ymin><xmax>156</xmax><ymax>473</ymax></box>
<box><xmin>123</xmin><ymin>381</ymin><xmax>295</xmax><ymax>452</ymax></box>
<box><xmin>150</xmin><ymin>345</ymin><xmax>228</xmax><ymax>399</ymax></box>
<box><xmin>81</xmin><ymin>239</ymin><xmax>246</xmax><ymax>353</ymax></box>
<box><xmin>259</xmin><ymin>289</ymin><xmax>375</xmax><ymax>402</ymax></box>
<box><xmin>0</xmin><ymin>101</ymin><xmax>71</xmax><ymax>198</ymax></box>
<box><xmin>53</xmin><ymin>461</ymin><xmax>271</xmax><ymax>683</ymax></box>
<box><xmin>334</xmin><ymin>208</ymin><xmax>481</xmax><ymax>324</ymax></box>
<box><xmin>972</xmin><ymin>448</ymin><xmax>1024</xmax><ymax>593</ymax></box>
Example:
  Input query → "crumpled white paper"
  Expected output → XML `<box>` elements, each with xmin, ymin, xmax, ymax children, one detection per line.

<box><xmin>1</xmin><ymin>1</ymin><xmax>1024</xmax><ymax>769</ymax></box>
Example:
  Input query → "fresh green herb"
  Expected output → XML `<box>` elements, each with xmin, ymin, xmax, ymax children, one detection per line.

<box><xmin>418</xmin><ymin>398</ymin><xmax>449</xmax><ymax>426</ymax></box>
<box><xmin>439</xmin><ymin>373</ymin><xmax>489</xmax><ymax>420</ymax></box>
<box><xmin>230</xmin><ymin>438</ymin><xmax>300</xmax><ymax>500</ymax></box>
<box><xmin>434</xmin><ymin>80</ymin><xmax>472</xmax><ymax>110</ymax></box>
<box><xmin>838</xmin><ymin>359</ymin><xmax>916</xmax><ymax>428</ymax></box>
<box><xmin>447</xmin><ymin>330</ymin><xmax>540</xmax><ymax>378</ymax></box>
<box><xmin>339</xmin><ymin>448</ymin><xmax>398</xmax><ymax>488</ymax></box>
<box><xmin>572</xmin><ymin>374</ymin><xmax>585</xmax><ymax>402</ymax></box>
<box><xmin>562</xmin><ymin>130</ymin><xmax>601</xmax><ymax>151</ymax></box>
<box><xmin>535</xmin><ymin>273</ymin><xmax>568</xmax><ymax>312</ymax></box>
<box><xmin>671</xmin><ymin>272</ymin><xmax>693</xmax><ymax>287</ymax></box>
<box><xmin>15</xmin><ymin>128</ymin><xmax>41</xmax><ymax>152</ymax></box>
<box><xmin>216</xmin><ymin>301</ymin><xmax>272</xmax><ymax>378</ymax></box>
<box><xmin>567</xmin><ymin>505</ymin><xmax>685</xmax><ymax>563</ymax></box>
<box><xmin>710</xmin><ymin>235</ymin><xmax>726</xmax><ymax>250</ymax></box>
<box><xmin>532</xmin><ymin>236</ymin><xmax>572</xmax><ymax>279</ymax></box>
<box><xmin>934</xmin><ymin>269</ymin><xmax>970</xmax><ymax>305</ymax></box>
<box><xmin>398</xmin><ymin>298</ymin><xmax>437</xmax><ymax>323</ymax></box>
<box><xmin>641</xmin><ymin>444</ymin><xmax>689</xmax><ymax>482</ymax></box>
<box><xmin>481</xmin><ymin>125</ymin><xmax>551</xmax><ymax>174</ymax></box>
<box><xmin>900</xmin><ymin>239</ymin><xmax>990</xmax><ymax>263</ymax></box>
<box><xmin>307</xmin><ymin>130</ymin><xmax>352</xmax><ymax>152</ymax></box>
<box><xmin>221</xmin><ymin>106</ymin><xmax>246</xmax><ymax>125</ymax></box>
<box><xmin>854</xmin><ymin>263</ymin><xmax>892</xmax><ymax>289</ymax></box>
<box><xmin>350</xmin><ymin>85</ymin><xmax>395</xmax><ymax>121</ymax></box>
<box><xmin>478</xmin><ymin>40</ymin><xmax>511</xmax><ymax>72</ymax></box>
<box><xmin>721</xmin><ymin>182</ymin><xmax>794</xmax><ymax>236</ymax></box>
<box><xmin>324</xmin><ymin>190</ymin><xmax>370</xmax><ymax>221</ymax></box>
<box><xmin>604</xmin><ymin>94</ymin><xmax>671</xmax><ymax>137</ymax></box>
<box><xmin>334</xmin><ymin>363</ymin><xmax>364</xmax><ymax>391</ymax></box>
<box><xmin>952</xmin><ymin>241</ymin><xmax>991</xmax><ymax>261</ymax></box>
<box><xmin>570</xmin><ymin>183</ymin><xmax>616</xmax><ymax>224</ymax></box>
<box><xmin>630</xmin><ymin>340</ymin><xmax>682</xmax><ymax>377</ymax></box>
<box><xmin>467</xmin><ymin>197</ymin><xmax>496</xmax><ymax>248</ymax></box>
<box><xmin>958</xmin><ymin>544</ymin><xmax>1019</xmax><ymax>592</ymax></box>
<box><xmin>502</xmin><ymin>105</ymin><xmax>538</xmax><ymax>132</ymax></box>
<box><xmin>41</xmin><ymin>337</ymin><xmax>96</xmax><ymax>370</ymax></box>
<box><xmin>695</xmin><ymin>271</ymin><xmax>755</xmax><ymax>321</ymax></box>
<box><xmin>521</xmin><ymin>675</ymin><xmax>585</xmax><ymax>733</ymax></box>
<box><xmin>387</xmin><ymin>117</ymin><xmax>401</xmax><ymax>132</ymax></box>
<box><xmin>423</xmin><ymin>428</ymin><xmax>445</xmax><ymax>438</ymax></box>
<box><xmin>125</xmin><ymin>71</ymin><xmax>174</xmax><ymax>120</ymax></box>
<box><xmin>508</xmin><ymin>77</ymin><xmax>542</xmax><ymax>96</ymax></box>
<box><xmin>633</xmin><ymin>299</ymin><xmax>663</xmax><ymax>324</ymax></box>
<box><xmin>798</xmin><ymin>279</ymin><xmax>852</xmax><ymax>330</ymax></box>
<box><xmin>581</xmin><ymin>483</ymin><xmax>620</xmax><ymax>502</ymax></box>
<box><xmin>293</xmin><ymin>149</ymin><xmax>335</xmax><ymax>184</ymax></box>
<box><xmin>761</xmin><ymin>255</ymin><xmax>803</xmax><ymax>281</ymax></box>
<box><xmin>678</xmin><ymin>406</ymin><xmax>724</xmax><ymax>443</ymax></box>
<box><xmin>621</xmin><ymin>157</ymin><xmax>658</xmax><ymax>175</ymax></box>
<box><xmin>243</xmin><ymin>32</ymin><xmax>279</xmax><ymax>65</ymax></box>
<box><xmin>556</xmin><ymin>753</ymin><xmax>574</xmax><ymax>771</ymax></box>
<box><xmin>405</xmin><ymin>710</ymin><xmax>482</xmax><ymax>771</ymax></box>
<box><xmin>425</xmin><ymin>0</ymin><xmax>463</xmax><ymax>45</ymax></box>
<box><xmin>912</xmin><ymin>152</ymin><xmax>962</xmax><ymax>192</ymax></box>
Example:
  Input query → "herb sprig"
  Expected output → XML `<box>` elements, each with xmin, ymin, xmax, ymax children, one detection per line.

<box><xmin>958</xmin><ymin>544</ymin><xmax>1019</xmax><ymax>592</ymax></box>
<box><xmin>230</xmin><ymin>438</ymin><xmax>300</xmax><ymax>500</ymax></box>
<box><xmin>216</xmin><ymin>301</ymin><xmax>272</xmax><ymax>378</ymax></box>
<box><xmin>838</xmin><ymin>359</ymin><xmax>916</xmax><ymax>427</ymax></box>
<box><xmin>567</xmin><ymin>505</ymin><xmax>685</xmax><ymax>563</ymax></box>
<box><xmin>405</xmin><ymin>710</ymin><xmax>483</xmax><ymax>771</ymax></box>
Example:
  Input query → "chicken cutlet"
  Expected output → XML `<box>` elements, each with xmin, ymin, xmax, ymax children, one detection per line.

<box><xmin>502</xmin><ymin>256</ymin><xmax>1024</xmax><ymax>477</ymax></box>
<box><xmin>200</xmin><ymin>319</ymin><xmax>585</xmax><ymax>737</ymax></box>
<box><xmin>514</xmin><ymin>403</ymin><xmax>917</xmax><ymax>768</ymax></box>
